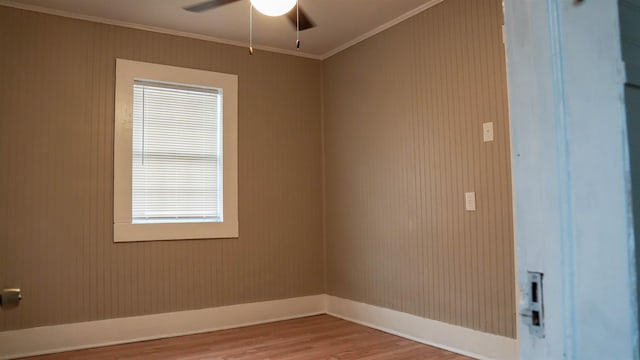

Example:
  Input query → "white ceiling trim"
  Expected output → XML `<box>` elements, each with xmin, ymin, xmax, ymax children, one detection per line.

<box><xmin>0</xmin><ymin>0</ymin><xmax>444</xmax><ymax>60</ymax></box>
<box><xmin>0</xmin><ymin>0</ymin><xmax>323</xmax><ymax>59</ymax></box>
<box><xmin>320</xmin><ymin>0</ymin><xmax>443</xmax><ymax>59</ymax></box>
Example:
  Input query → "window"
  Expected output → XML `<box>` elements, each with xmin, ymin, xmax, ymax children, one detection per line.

<box><xmin>132</xmin><ymin>81</ymin><xmax>222</xmax><ymax>224</ymax></box>
<box><xmin>114</xmin><ymin>59</ymin><xmax>238</xmax><ymax>242</ymax></box>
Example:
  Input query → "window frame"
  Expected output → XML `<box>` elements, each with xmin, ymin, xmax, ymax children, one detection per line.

<box><xmin>113</xmin><ymin>58</ymin><xmax>238</xmax><ymax>242</ymax></box>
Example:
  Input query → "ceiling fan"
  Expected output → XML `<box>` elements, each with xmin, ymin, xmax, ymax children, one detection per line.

<box><xmin>183</xmin><ymin>0</ymin><xmax>316</xmax><ymax>31</ymax></box>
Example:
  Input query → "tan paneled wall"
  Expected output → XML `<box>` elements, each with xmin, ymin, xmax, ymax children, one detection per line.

<box><xmin>323</xmin><ymin>0</ymin><xmax>516</xmax><ymax>338</ymax></box>
<box><xmin>0</xmin><ymin>0</ymin><xmax>515</xmax><ymax>339</ymax></box>
<box><xmin>0</xmin><ymin>7</ymin><xmax>323</xmax><ymax>331</ymax></box>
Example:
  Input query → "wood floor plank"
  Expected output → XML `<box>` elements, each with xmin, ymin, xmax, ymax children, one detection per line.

<box><xmin>20</xmin><ymin>315</ymin><xmax>472</xmax><ymax>359</ymax></box>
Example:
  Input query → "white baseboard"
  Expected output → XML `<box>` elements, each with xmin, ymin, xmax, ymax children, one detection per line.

<box><xmin>0</xmin><ymin>294</ymin><xmax>518</xmax><ymax>360</ymax></box>
<box><xmin>325</xmin><ymin>295</ymin><xmax>518</xmax><ymax>360</ymax></box>
<box><xmin>0</xmin><ymin>295</ymin><xmax>325</xmax><ymax>360</ymax></box>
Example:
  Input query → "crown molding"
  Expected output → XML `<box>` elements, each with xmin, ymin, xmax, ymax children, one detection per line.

<box><xmin>320</xmin><ymin>0</ymin><xmax>444</xmax><ymax>59</ymax></box>
<box><xmin>0</xmin><ymin>0</ymin><xmax>323</xmax><ymax>60</ymax></box>
<box><xmin>0</xmin><ymin>0</ymin><xmax>444</xmax><ymax>61</ymax></box>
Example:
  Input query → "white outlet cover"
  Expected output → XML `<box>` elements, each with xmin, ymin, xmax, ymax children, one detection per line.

<box><xmin>483</xmin><ymin>122</ymin><xmax>494</xmax><ymax>142</ymax></box>
<box><xmin>465</xmin><ymin>192</ymin><xmax>476</xmax><ymax>211</ymax></box>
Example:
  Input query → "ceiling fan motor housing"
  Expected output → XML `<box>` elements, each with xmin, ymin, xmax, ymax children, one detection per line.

<box><xmin>250</xmin><ymin>0</ymin><xmax>296</xmax><ymax>17</ymax></box>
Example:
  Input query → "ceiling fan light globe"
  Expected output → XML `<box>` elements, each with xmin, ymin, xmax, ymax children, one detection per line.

<box><xmin>250</xmin><ymin>0</ymin><xmax>297</xmax><ymax>16</ymax></box>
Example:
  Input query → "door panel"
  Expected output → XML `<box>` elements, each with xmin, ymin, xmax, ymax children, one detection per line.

<box><xmin>504</xmin><ymin>0</ymin><xmax>638</xmax><ymax>358</ymax></box>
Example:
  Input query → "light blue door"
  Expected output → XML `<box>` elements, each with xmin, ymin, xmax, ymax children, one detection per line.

<box><xmin>628</xmin><ymin>86</ymin><xmax>640</xmax><ymax>331</ymax></box>
<box><xmin>620</xmin><ymin>0</ymin><xmax>640</xmax><ymax>331</ymax></box>
<box><xmin>504</xmin><ymin>0</ymin><xmax>638</xmax><ymax>359</ymax></box>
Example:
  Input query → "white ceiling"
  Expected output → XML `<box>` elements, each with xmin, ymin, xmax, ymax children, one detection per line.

<box><xmin>0</xmin><ymin>0</ymin><xmax>441</xmax><ymax>59</ymax></box>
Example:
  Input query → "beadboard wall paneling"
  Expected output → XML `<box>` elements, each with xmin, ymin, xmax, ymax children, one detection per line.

<box><xmin>0</xmin><ymin>6</ymin><xmax>323</xmax><ymax>331</ymax></box>
<box><xmin>323</xmin><ymin>0</ymin><xmax>515</xmax><ymax>338</ymax></box>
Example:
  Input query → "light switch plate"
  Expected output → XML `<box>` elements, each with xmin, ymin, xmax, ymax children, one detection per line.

<box><xmin>483</xmin><ymin>122</ymin><xmax>494</xmax><ymax>142</ymax></box>
<box><xmin>465</xmin><ymin>192</ymin><xmax>476</xmax><ymax>211</ymax></box>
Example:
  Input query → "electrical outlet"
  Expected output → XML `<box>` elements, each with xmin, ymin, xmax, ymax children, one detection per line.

<box><xmin>483</xmin><ymin>122</ymin><xmax>494</xmax><ymax>142</ymax></box>
<box><xmin>465</xmin><ymin>192</ymin><xmax>476</xmax><ymax>211</ymax></box>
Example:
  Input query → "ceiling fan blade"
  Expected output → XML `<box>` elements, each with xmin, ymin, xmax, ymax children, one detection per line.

<box><xmin>183</xmin><ymin>0</ymin><xmax>241</xmax><ymax>13</ymax></box>
<box><xmin>286</xmin><ymin>5</ymin><xmax>315</xmax><ymax>31</ymax></box>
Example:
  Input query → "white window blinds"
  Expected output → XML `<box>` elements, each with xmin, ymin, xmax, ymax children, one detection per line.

<box><xmin>132</xmin><ymin>80</ymin><xmax>222</xmax><ymax>224</ymax></box>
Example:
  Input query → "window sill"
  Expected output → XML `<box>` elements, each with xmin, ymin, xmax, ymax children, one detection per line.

<box><xmin>113</xmin><ymin>222</ymin><xmax>239</xmax><ymax>242</ymax></box>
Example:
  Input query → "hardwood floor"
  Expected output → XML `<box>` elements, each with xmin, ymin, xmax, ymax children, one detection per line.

<box><xmin>21</xmin><ymin>315</ymin><xmax>472</xmax><ymax>359</ymax></box>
